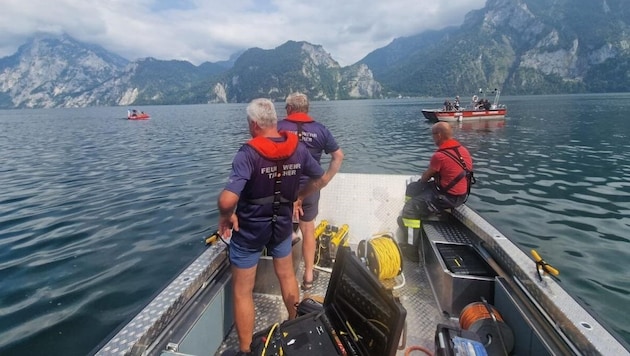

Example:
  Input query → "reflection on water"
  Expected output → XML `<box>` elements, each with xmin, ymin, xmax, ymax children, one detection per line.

<box><xmin>454</xmin><ymin>118</ymin><xmax>506</xmax><ymax>132</ymax></box>
<box><xmin>0</xmin><ymin>95</ymin><xmax>629</xmax><ymax>354</ymax></box>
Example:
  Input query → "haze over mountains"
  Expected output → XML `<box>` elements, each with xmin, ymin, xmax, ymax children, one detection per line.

<box><xmin>0</xmin><ymin>0</ymin><xmax>628</xmax><ymax>109</ymax></box>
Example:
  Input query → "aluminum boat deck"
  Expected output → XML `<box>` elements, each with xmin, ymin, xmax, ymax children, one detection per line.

<box><xmin>94</xmin><ymin>173</ymin><xmax>630</xmax><ymax>356</ymax></box>
<box><xmin>215</xmin><ymin>242</ymin><xmax>448</xmax><ymax>355</ymax></box>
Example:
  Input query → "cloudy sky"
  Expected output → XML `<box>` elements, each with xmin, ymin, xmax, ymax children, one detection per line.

<box><xmin>0</xmin><ymin>0</ymin><xmax>486</xmax><ymax>66</ymax></box>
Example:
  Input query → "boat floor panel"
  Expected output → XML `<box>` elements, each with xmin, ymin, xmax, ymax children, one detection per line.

<box><xmin>215</xmin><ymin>252</ymin><xmax>452</xmax><ymax>355</ymax></box>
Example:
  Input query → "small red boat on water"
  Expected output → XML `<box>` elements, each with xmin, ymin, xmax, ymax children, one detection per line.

<box><xmin>422</xmin><ymin>89</ymin><xmax>506</xmax><ymax>122</ymax></box>
<box><xmin>127</xmin><ymin>109</ymin><xmax>150</xmax><ymax>120</ymax></box>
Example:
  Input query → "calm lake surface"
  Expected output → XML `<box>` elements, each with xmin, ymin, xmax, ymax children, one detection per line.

<box><xmin>1</xmin><ymin>94</ymin><xmax>629</xmax><ymax>355</ymax></box>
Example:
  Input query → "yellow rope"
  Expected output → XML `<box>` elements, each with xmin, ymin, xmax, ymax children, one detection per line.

<box><xmin>261</xmin><ymin>322</ymin><xmax>280</xmax><ymax>356</ymax></box>
<box><xmin>368</xmin><ymin>236</ymin><xmax>402</xmax><ymax>280</ymax></box>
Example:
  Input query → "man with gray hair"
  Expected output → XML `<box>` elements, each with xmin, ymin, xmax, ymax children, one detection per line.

<box><xmin>278</xmin><ymin>92</ymin><xmax>344</xmax><ymax>290</ymax></box>
<box><xmin>218</xmin><ymin>98</ymin><xmax>328</xmax><ymax>355</ymax></box>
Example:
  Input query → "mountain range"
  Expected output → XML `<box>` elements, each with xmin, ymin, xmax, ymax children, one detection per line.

<box><xmin>1</xmin><ymin>0</ymin><xmax>629</xmax><ymax>109</ymax></box>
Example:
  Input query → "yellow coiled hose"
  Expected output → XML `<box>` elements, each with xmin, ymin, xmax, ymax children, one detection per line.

<box><xmin>363</xmin><ymin>234</ymin><xmax>403</xmax><ymax>281</ymax></box>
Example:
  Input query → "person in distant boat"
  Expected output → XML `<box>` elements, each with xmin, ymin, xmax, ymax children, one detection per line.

<box><xmin>402</xmin><ymin>122</ymin><xmax>474</xmax><ymax>220</ymax></box>
<box><xmin>217</xmin><ymin>98</ymin><xmax>328</xmax><ymax>356</ymax></box>
<box><xmin>472</xmin><ymin>95</ymin><xmax>479</xmax><ymax>109</ymax></box>
<box><xmin>131</xmin><ymin>109</ymin><xmax>138</xmax><ymax>117</ymax></box>
<box><xmin>443</xmin><ymin>99</ymin><xmax>453</xmax><ymax>111</ymax></box>
<box><xmin>482</xmin><ymin>99</ymin><xmax>491</xmax><ymax>110</ymax></box>
<box><xmin>278</xmin><ymin>92</ymin><xmax>344</xmax><ymax>291</ymax></box>
<box><xmin>454</xmin><ymin>96</ymin><xmax>460</xmax><ymax>111</ymax></box>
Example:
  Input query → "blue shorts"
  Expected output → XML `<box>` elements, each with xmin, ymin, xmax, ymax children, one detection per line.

<box><xmin>300</xmin><ymin>190</ymin><xmax>320</xmax><ymax>222</ymax></box>
<box><xmin>229</xmin><ymin>234</ymin><xmax>293</xmax><ymax>269</ymax></box>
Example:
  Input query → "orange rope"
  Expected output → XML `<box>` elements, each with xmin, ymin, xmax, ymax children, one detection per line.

<box><xmin>459</xmin><ymin>302</ymin><xmax>503</xmax><ymax>330</ymax></box>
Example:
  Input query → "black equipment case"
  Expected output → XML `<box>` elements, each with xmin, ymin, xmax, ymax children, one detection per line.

<box><xmin>434</xmin><ymin>323</ymin><xmax>487</xmax><ymax>356</ymax></box>
<box><xmin>252</xmin><ymin>246</ymin><xmax>407</xmax><ymax>356</ymax></box>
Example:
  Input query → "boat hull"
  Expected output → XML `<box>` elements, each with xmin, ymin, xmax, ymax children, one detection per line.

<box><xmin>422</xmin><ymin>108</ymin><xmax>506</xmax><ymax>122</ymax></box>
<box><xmin>128</xmin><ymin>114</ymin><xmax>150</xmax><ymax>120</ymax></box>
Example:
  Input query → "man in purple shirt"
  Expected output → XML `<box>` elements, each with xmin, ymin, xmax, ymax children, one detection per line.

<box><xmin>218</xmin><ymin>98</ymin><xmax>327</xmax><ymax>356</ymax></box>
<box><xmin>278</xmin><ymin>92</ymin><xmax>344</xmax><ymax>291</ymax></box>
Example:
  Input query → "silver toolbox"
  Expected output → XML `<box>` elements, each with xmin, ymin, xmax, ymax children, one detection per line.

<box><xmin>423</xmin><ymin>238</ymin><xmax>496</xmax><ymax>317</ymax></box>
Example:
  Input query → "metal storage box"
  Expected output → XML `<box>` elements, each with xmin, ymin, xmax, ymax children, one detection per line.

<box><xmin>423</xmin><ymin>239</ymin><xmax>496</xmax><ymax>317</ymax></box>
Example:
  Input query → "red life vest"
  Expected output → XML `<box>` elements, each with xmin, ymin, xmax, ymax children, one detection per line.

<box><xmin>246</xmin><ymin>131</ymin><xmax>299</xmax><ymax>235</ymax></box>
<box><xmin>436</xmin><ymin>139</ymin><xmax>475</xmax><ymax>197</ymax></box>
<box><xmin>247</xmin><ymin>131</ymin><xmax>298</xmax><ymax>160</ymax></box>
<box><xmin>285</xmin><ymin>112</ymin><xmax>314</xmax><ymax>123</ymax></box>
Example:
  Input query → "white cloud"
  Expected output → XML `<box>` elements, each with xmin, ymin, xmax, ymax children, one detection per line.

<box><xmin>0</xmin><ymin>0</ymin><xmax>486</xmax><ymax>66</ymax></box>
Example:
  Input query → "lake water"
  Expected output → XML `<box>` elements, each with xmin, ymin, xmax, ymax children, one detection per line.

<box><xmin>1</xmin><ymin>94</ymin><xmax>629</xmax><ymax>355</ymax></box>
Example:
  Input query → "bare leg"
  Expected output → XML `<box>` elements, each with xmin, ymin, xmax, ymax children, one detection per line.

<box><xmin>231</xmin><ymin>264</ymin><xmax>257</xmax><ymax>352</ymax></box>
<box><xmin>273</xmin><ymin>254</ymin><xmax>299</xmax><ymax>319</ymax></box>
<box><xmin>299</xmin><ymin>219</ymin><xmax>316</xmax><ymax>282</ymax></box>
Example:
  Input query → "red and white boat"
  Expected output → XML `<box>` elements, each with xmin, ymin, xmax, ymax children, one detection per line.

<box><xmin>127</xmin><ymin>110</ymin><xmax>150</xmax><ymax>120</ymax></box>
<box><xmin>422</xmin><ymin>89</ymin><xmax>506</xmax><ymax>122</ymax></box>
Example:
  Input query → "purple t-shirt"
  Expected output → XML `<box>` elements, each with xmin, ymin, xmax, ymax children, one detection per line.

<box><xmin>277</xmin><ymin>117</ymin><xmax>340</xmax><ymax>164</ymax></box>
<box><xmin>224</xmin><ymin>136</ymin><xmax>324</xmax><ymax>248</ymax></box>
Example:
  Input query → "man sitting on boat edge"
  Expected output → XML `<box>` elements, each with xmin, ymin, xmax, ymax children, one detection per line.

<box><xmin>400</xmin><ymin>122</ymin><xmax>475</xmax><ymax>227</ymax></box>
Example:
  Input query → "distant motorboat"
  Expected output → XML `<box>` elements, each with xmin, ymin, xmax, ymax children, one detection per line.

<box><xmin>422</xmin><ymin>89</ymin><xmax>507</xmax><ymax>122</ymax></box>
<box><xmin>127</xmin><ymin>109</ymin><xmax>150</xmax><ymax>120</ymax></box>
<box><xmin>422</xmin><ymin>107</ymin><xmax>507</xmax><ymax>122</ymax></box>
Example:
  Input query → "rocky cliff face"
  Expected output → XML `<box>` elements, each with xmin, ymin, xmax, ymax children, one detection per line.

<box><xmin>342</xmin><ymin>64</ymin><xmax>382</xmax><ymax>99</ymax></box>
<box><xmin>0</xmin><ymin>34</ymin><xmax>128</xmax><ymax>108</ymax></box>
<box><xmin>501</xmin><ymin>0</ymin><xmax>630</xmax><ymax>93</ymax></box>
<box><xmin>0</xmin><ymin>37</ymin><xmax>381</xmax><ymax>108</ymax></box>
<box><xmin>207</xmin><ymin>41</ymin><xmax>381</xmax><ymax>103</ymax></box>
<box><xmin>361</xmin><ymin>0</ymin><xmax>630</xmax><ymax>96</ymax></box>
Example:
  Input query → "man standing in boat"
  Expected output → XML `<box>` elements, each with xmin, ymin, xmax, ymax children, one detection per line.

<box><xmin>443</xmin><ymin>99</ymin><xmax>454</xmax><ymax>111</ymax></box>
<box><xmin>278</xmin><ymin>92</ymin><xmax>344</xmax><ymax>291</ymax></box>
<box><xmin>403</xmin><ymin>122</ymin><xmax>474</xmax><ymax>219</ymax></box>
<box><xmin>217</xmin><ymin>98</ymin><xmax>328</xmax><ymax>356</ymax></box>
